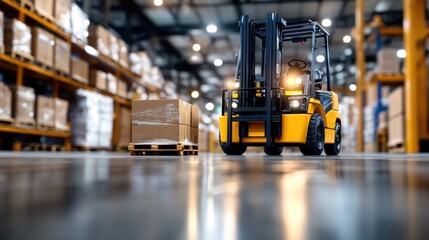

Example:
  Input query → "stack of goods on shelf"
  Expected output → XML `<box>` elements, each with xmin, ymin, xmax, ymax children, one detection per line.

<box><xmin>339</xmin><ymin>96</ymin><xmax>357</xmax><ymax>152</ymax></box>
<box><xmin>71</xmin><ymin>57</ymin><xmax>89</xmax><ymax>84</ymax></box>
<box><xmin>54</xmin><ymin>37</ymin><xmax>70</xmax><ymax>75</ymax></box>
<box><xmin>54</xmin><ymin>98</ymin><xmax>69</xmax><ymax>132</ymax></box>
<box><xmin>388</xmin><ymin>87</ymin><xmax>405</xmax><ymax>152</ymax></box>
<box><xmin>118</xmin><ymin>80</ymin><xmax>127</xmax><ymax>98</ymax></box>
<box><xmin>0</xmin><ymin>12</ymin><xmax>4</xmax><ymax>53</ymax></box>
<box><xmin>11</xmin><ymin>85</ymin><xmax>35</xmax><ymax>128</ymax></box>
<box><xmin>106</xmin><ymin>73</ymin><xmax>117</xmax><ymax>95</ymax></box>
<box><xmin>71</xmin><ymin>3</ymin><xmax>89</xmax><ymax>44</ymax></box>
<box><xmin>0</xmin><ymin>82</ymin><xmax>12</xmax><ymax>122</ymax></box>
<box><xmin>118</xmin><ymin>40</ymin><xmax>129</xmax><ymax>68</ymax></box>
<box><xmin>130</xmin><ymin>99</ymin><xmax>198</xmax><ymax>147</ymax></box>
<box><xmin>130</xmin><ymin>52</ymin><xmax>165</xmax><ymax>91</ymax></box>
<box><xmin>34</xmin><ymin>0</ymin><xmax>54</xmax><ymax>21</ymax></box>
<box><xmin>90</xmin><ymin>70</ymin><xmax>107</xmax><ymax>91</ymax></box>
<box><xmin>89</xmin><ymin>25</ymin><xmax>110</xmax><ymax>57</ymax></box>
<box><xmin>4</xmin><ymin>19</ymin><xmax>32</xmax><ymax>59</ymax></box>
<box><xmin>31</xmin><ymin>27</ymin><xmax>55</xmax><ymax>68</ymax></box>
<box><xmin>70</xmin><ymin>89</ymin><xmax>113</xmax><ymax>148</ymax></box>
<box><xmin>117</xmin><ymin>107</ymin><xmax>131</xmax><ymax>149</ymax></box>
<box><xmin>150</xmin><ymin>66</ymin><xmax>165</xmax><ymax>90</ymax></box>
<box><xmin>377</xmin><ymin>48</ymin><xmax>400</xmax><ymax>74</ymax></box>
<box><xmin>36</xmin><ymin>96</ymin><xmax>55</xmax><ymax>130</ymax></box>
<box><xmin>55</xmin><ymin>0</ymin><xmax>71</xmax><ymax>32</ymax></box>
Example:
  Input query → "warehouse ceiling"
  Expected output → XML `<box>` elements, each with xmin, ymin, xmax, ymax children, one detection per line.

<box><xmin>80</xmin><ymin>0</ymin><xmax>404</xmax><ymax>111</ymax></box>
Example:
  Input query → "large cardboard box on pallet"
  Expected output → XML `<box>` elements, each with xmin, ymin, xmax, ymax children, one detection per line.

<box><xmin>34</xmin><ymin>0</ymin><xmax>54</xmax><ymax>20</ymax></box>
<box><xmin>71</xmin><ymin>57</ymin><xmax>89</xmax><ymax>84</ymax></box>
<box><xmin>131</xmin><ymin>124</ymin><xmax>190</xmax><ymax>144</ymax></box>
<box><xmin>4</xmin><ymin>19</ymin><xmax>32</xmax><ymax>58</ymax></box>
<box><xmin>54</xmin><ymin>37</ymin><xmax>70</xmax><ymax>74</ymax></box>
<box><xmin>377</xmin><ymin>48</ymin><xmax>400</xmax><ymax>75</ymax></box>
<box><xmin>36</xmin><ymin>96</ymin><xmax>55</xmax><ymax>128</ymax></box>
<box><xmin>90</xmin><ymin>70</ymin><xmax>107</xmax><ymax>90</ymax></box>
<box><xmin>388</xmin><ymin>114</ymin><xmax>405</xmax><ymax>147</ymax></box>
<box><xmin>32</xmin><ymin>27</ymin><xmax>55</xmax><ymax>68</ymax></box>
<box><xmin>0</xmin><ymin>82</ymin><xmax>12</xmax><ymax>121</ymax></box>
<box><xmin>55</xmin><ymin>0</ymin><xmax>71</xmax><ymax>32</ymax></box>
<box><xmin>89</xmin><ymin>25</ymin><xmax>110</xmax><ymax>57</ymax></box>
<box><xmin>54</xmin><ymin>98</ymin><xmax>69</xmax><ymax>131</ymax></box>
<box><xmin>388</xmin><ymin>86</ymin><xmax>404</xmax><ymax>118</ymax></box>
<box><xmin>191</xmin><ymin>105</ymin><xmax>200</xmax><ymax>128</ymax></box>
<box><xmin>11</xmin><ymin>85</ymin><xmax>35</xmax><ymax>125</ymax></box>
<box><xmin>132</xmin><ymin>99</ymin><xmax>192</xmax><ymax>126</ymax></box>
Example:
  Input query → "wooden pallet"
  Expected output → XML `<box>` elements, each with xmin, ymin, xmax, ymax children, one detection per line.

<box><xmin>388</xmin><ymin>142</ymin><xmax>405</xmax><ymax>153</ymax></box>
<box><xmin>73</xmin><ymin>146</ymin><xmax>112</xmax><ymax>152</ymax></box>
<box><xmin>0</xmin><ymin>116</ymin><xmax>14</xmax><ymax>126</ymax></box>
<box><xmin>34</xmin><ymin>60</ymin><xmax>54</xmax><ymax>71</ymax></box>
<box><xmin>7</xmin><ymin>50</ymin><xmax>34</xmax><ymax>63</ymax></box>
<box><xmin>129</xmin><ymin>143</ymin><xmax>198</xmax><ymax>156</ymax></box>
<box><xmin>34</xmin><ymin>7</ymin><xmax>55</xmax><ymax>23</ymax></box>
<box><xmin>15</xmin><ymin>0</ymin><xmax>34</xmax><ymax>11</ymax></box>
<box><xmin>54</xmin><ymin>68</ymin><xmax>70</xmax><ymax>78</ymax></box>
<box><xmin>37</xmin><ymin>123</ymin><xmax>55</xmax><ymax>131</ymax></box>
<box><xmin>22</xmin><ymin>143</ymin><xmax>65</xmax><ymax>152</ymax></box>
<box><xmin>15</xmin><ymin>120</ymin><xmax>35</xmax><ymax>129</ymax></box>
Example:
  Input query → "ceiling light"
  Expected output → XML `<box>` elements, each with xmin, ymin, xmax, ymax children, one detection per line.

<box><xmin>316</xmin><ymin>55</ymin><xmax>325</xmax><ymax>63</ymax></box>
<box><xmin>349</xmin><ymin>83</ymin><xmax>357</xmax><ymax>92</ymax></box>
<box><xmin>191</xmin><ymin>90</ymin><xmax>199</xmax><ymax>99</ymax></box>
<box><xmin>343</xmin><ymin>35</ymin><xmax>351</xmax><ymax>43</ymax></box>
<box><xmin>321</xmin><ymin>18</ymin><xmax>332</xmax><ymax>27</ymax></box>
<box><xmin>153</xmin><ymin>0</ymin><xmax>163</xmax><ymax>6</ymax></box>
<box><xmin>397</xmin><ymin>49</ymin><xmax>406</xmax><ymax>58</ymax></box>
<box><xmin>344</xmin><ymin>48</ymin><xmax>353</xmax><ymax>56</ymax></box>
<box><xmin>192</xmin><ymin>43</ymin><xmax>201</xmax><ymax>52</ymax></box>
<box><xmin>214</xmin><ymin>58</ymin><xmax>223</xmax><ymax>67</ymax></box>
<box><xmin>205</xmin><ymin>102</ymin><xmax>215</xmax><ymax>111</ymax></box>
<box><xmin>190</xmin><ymin>55</ymin><xmax>199</xmax><ymax>62</ymax></box>
<box><xmin>206</xmin><ymin>24</ymin><xmax>217</xmax><ymax>33</ymax></box>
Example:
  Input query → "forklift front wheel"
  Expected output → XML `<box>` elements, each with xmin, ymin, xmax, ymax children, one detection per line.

<box><xmin>299</xmin><ymin>113</ymin><xmax>325</xmax><ymax>156</ymax></box>
<box><xmin>220</xmin><ymin>143</ymin><xmax>247</xmax><ymax>155</ymax></box>
<box><xmin>264</xmin><ymin>146</ymin><xmax>283</xmax><ymax>156</ymax></box>
<box><xmin>324</xmin><ymin>122</ymin><xmax>341</xmax><ymax>155</ymax></box>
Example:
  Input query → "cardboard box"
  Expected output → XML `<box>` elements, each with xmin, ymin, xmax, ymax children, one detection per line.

<box><xmin>191</xmin><ymin>105</ymin><xmax>200</xmax><ymax>128</ymax></box>
<box><xmin>71</xmin><ymin>3</ymin><xmax>89</xmax><ymax>44</ymax></box>
<box><xmin>118</xmin><ymin>39</ymin><xmax>129</xmax><ymax>68</ymax></box>
<box><xmin>107</xmin><ymin>73</ymin><xmax>117</xmax><ymax>94</ymax></box>
<box><xmin>388</xmin><ymin>114</ymin><xmax>404</xmax><ymax>146</ymax></box>
<box><xmin>54</xmin><ymin>37</ymin><xmax>70</xmax><ymax>74</ymax></box>
<box><xmin>377</xmin><ymin>48</ymin><xmax>400</xmax><ymax>74</ymax></box>
<box><xmin>36</xmin><ymin>95</ymin><xmax>55</xmax><ymax>127</ymax></box>
<box><xmin>34</xmin><ymin>0</ymin><xmax>54</xmax><ymax>19</ymax></box>
<box><xmin>190</xmin><ymin>127</ymin><xmax>198</xmax><ymax>145</ymax></box>
<box><xmin>388</xmin><ymin>86</ymin><xmax>404</xmax><ymax>119</ymax></box>
<box><xmin>32</xmin><ymin>27</ymin><xmax>55</xmax><ymax>67</ymax></box>
<box><xmin>118</xmin><ymin>107</ymin><xmax>131</xmax><ymax>147</ymax></box>
<box><xmin>131</xmin><ymin>124</ymin><xmax>189</xmax><ymax>144</ymax></box>
<box><xmin>89</xmin><ymin>25</ymin><xmax>110</xmax><ymax>57</ymax></box>
<box><xmin>90</xmin><ymin>70</ymin><xmax>107</xmax><ymax>90</ymax></box>
<box><xmin>110</xmin><ymin>34</ymin><xmax>120</xmax><ymax>62</ymax></box>
<box><xmin>55</xmin><ymin>98</ymin><xmax>69</xmax><ymax>131</ymax></box>
<box><xmin>132</xmin><ymin>99</ymin><xmax>192</xmax><ymax>126</ymax></box>
<box><xmin>4</xmin><ymin>19</ymin><xmax>32</xmax><ymax>56</ymax></box>
<box><xmin>118</xmin><ymin>80</ymin><xmax>127</xmax><ymax>98</ymax></box>
<box><xmin>0</xmin><ymin>82</ymin><xmax>12</xmax><ymax>120</ymax></box>
<box><xmin>71</xmin><ymin>57</ymin><xmax>89</xmax><ymax>84</ymax></box>
<box><xmin>11</xmin><ymin>85</ymin><xmax>35</xmax><ymax>124</ymax></box>
<box><xmin>0</xmin><ymin>11</ymin><xmax>4</xmax><ymax>53</ymax></box>
<box><xmin>55</xmin><ymin>0</ymin><xmax>71</xmax><ymax>32</ymax></box>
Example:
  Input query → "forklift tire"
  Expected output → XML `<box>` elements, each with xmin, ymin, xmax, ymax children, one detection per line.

<box><xmin>220</xmin><ymin>143</ymin><xmax>247</xmax><ymax>155</ymax></box>
<box><xmin>299</xmin><ymin>113</ymin><xmax>325</xmax><ymax>156</ymax></box>
<box><xmin>324</xmin><ymin>122</ymin><xmax>341</xmax><ymax>155</ymax></box>
<box><xmin>264</xmin><ymin>146</ymin><xmax>283</xmax><ymax>156</ymax></box>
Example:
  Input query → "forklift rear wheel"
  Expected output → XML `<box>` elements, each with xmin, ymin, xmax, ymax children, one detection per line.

<box><xmin>264</xmin><ymin>146</ymin><xmax>283</xmax><ymax>156</ymax></box>
<box><xmin>324</xmin><ymin>122</ymin><xmax>341</xmax><ymax>155</ymax></box>
<box><xmin>220</xmin><ymin>143</ymin><xmax>247</xmax><ymax>155</ymax></box>
<box><xmin>299</xmin><ymin>113</ymin><xmax>325</xmax><ymax>156</ymax></box>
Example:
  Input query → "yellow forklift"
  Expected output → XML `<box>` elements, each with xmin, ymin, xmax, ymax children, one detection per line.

<box><xmin>219</xmin><ymin>13</ymin><xmax>342</xmax><ymax>156</ymax></box>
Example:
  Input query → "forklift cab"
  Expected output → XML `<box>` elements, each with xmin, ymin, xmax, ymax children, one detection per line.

<box><xmin>220</xmin><ymin>13</ymin><xmax>342</xmax><ymax>156</ymax></box>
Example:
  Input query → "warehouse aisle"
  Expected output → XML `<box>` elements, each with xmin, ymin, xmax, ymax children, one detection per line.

<box><xmin>0</xmin><ymin>152</ymin><xmax>429</xmax><ymax>239</ymax></box>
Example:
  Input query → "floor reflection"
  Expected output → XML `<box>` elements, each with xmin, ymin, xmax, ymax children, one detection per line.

<box><xmin>0</xmin><ymin>153</ymin><xmax>428</xmax><ymax>239</ymax></box>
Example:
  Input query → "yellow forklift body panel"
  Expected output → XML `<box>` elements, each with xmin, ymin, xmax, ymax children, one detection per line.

<box><xmin>219</xmin><ymin>114</ymin><xmax>311</xmax><ymax>144</ymax></box>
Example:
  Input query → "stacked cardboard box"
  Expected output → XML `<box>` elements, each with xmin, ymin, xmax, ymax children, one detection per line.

<box><xmin>118</xmin><ymin>107</ymin><xmax>131</xmax><ymax>148</ymax></box>
<box><xmin>4</xmin><ymin>19</ymin><xmax>32</xmax><ymax>57</ymax></box>
<box><xmin>71</xmin><ymin>3</ymin><xmax>89</xmax><ymax>44</ymax></box>
<box><xmin>34</xmin><ymin>0</ymin><xmax>54</xmax><ymax>19</ymax></box>
<box><xmin>388</xmin><ymin>87</ymin><xmax>404</xmax><ymax>149</ymax></box>
<box><xmin>71</xmin><ymin>57</ymin><xmax>89</xmax><ymax>84</ymax></box>
<box><xmin>0</xmin><ymin>11</ymin><xmax>4</xmax><ymax>53</ymax></box>
<box><xmin>54</xmin><ymin>37</ymin><xmax>70</xmax><ymax>74</ymax></box>
<box><xmin>118</xmin><ymin>81</ymin><xmax>127</xmax><ymax>98</ymax></box>
<box><xmin>89</xmin><ymin>25</ymin><xmax>110</xmax><ymax>57</ymax></box>
<box><xmin>0</xmin><ymin>82</ymin><xmax>12</xmax><ymax>121</ymax></box>
<box><xmin>377</xmin><ymin>48</ymin><xmax>400</xmax><ymax>75</ymax></box>
<box><xmin>54</xmin><ymin>0</ymin><xmax>71</xmax><ymax>32</ymax></box>
<box><xmin>54</xmin><ymin>98</ymin><xmax>69</xmax><ymax>131</ymax></box>
<box><xmin>190</xmin><ymin>105</ymin><xmax>200</xmax><ymax>145</ymax></box>
<box><xmin>131</xmin><ymin>99</ymin><xmax>194</xmax><ymax>145</ymax></box>
<box><xmin>90</xmin><ymin>70</ymin><xmax>107</xmax><ymax>91</ymax></box>
<box><xmin>32</xmin><ymin>27</ymin><xmax>55</xmax><ymax>67</ymax></box>
<box><xmin>107</xmin><ymin>73</ymin><xmax>117</xmax><ymax>94</ymax></box>
<box><xmin>118</xmin><ymin>39</ymin><xmax>129</xmax><ymax>68</ymax></box>
<box><xmin>130</xmin><ymin>51</ymin><xmax>151</xmax><ymax>76</ymax></box>
<box><xmin>71</xmin><ymin>90</ymin><xmax>113</xmax><ymax>148</ymax></box>
<box><xmin>11</xmin><ymin>85</ymin><xmax>35</xmax><ymax>125</ymax></box>
<box><xmin>36</xmin><ymin>96</ymin><xmax>55</xmax><ymax>128</ymax></box>
<box><xmin>110</xmin><ymin>34</ymin><xmax>120</xmax><ymax>62</ymax></box>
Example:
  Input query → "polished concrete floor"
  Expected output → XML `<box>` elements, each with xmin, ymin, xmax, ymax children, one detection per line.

<box><xmin>0</xmin><ymin>152</ymin><xmax>429</xmax><ymax>240</ymax></box>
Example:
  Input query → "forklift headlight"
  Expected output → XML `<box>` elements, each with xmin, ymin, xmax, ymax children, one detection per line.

<box><xmin>294</xmin><ymin>77</ymin><xmax>302</xmax><ymax>85</ymax></box>
<box><xmin>290</xmin><ymin>99</ymin><xmax>300</xmax><ymax>108</ymax></box>
<box><xmin>232</xmin><ymin>101</ymin><xmax>238</xmax><ymax>109</ymax></box>
<box><xmin>287</xmin><ymin>96</ymin><xmax>309</xmax><ymax>112</ymax></box>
